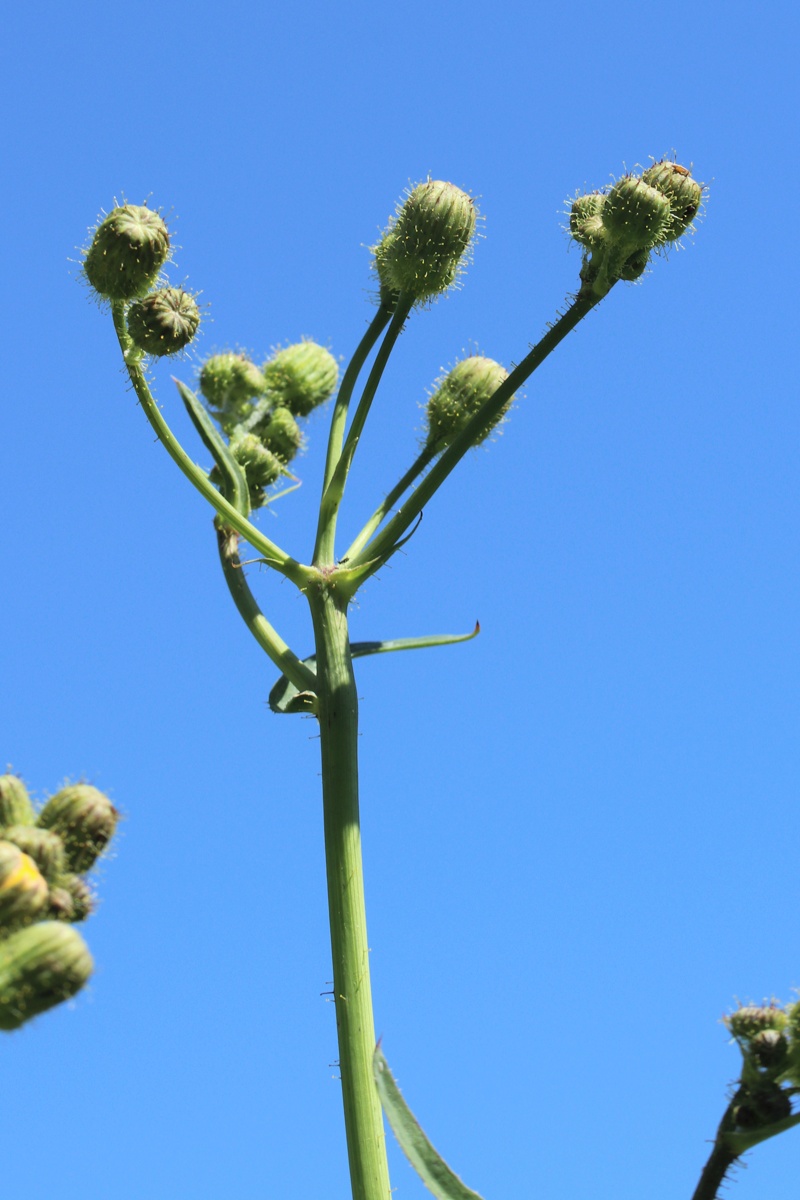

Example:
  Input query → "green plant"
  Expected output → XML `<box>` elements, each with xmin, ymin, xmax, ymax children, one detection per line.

<box><xmin>75</xmin><ymin>165</ymin><xmax>798</xmax><ymax>1199</ymax></box>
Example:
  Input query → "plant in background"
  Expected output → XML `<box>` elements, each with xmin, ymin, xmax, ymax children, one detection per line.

<box><xmin>0</xmin><ymin>775</ymin><xmax>118</xmax><ymax>1029</ymax></box>
<box><xmin>68</xmin><ymin>164</ymin><xmax>796</xmax><ymax>1199</ymax></box>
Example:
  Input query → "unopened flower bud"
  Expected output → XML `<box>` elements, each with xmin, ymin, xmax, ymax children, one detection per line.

<box><xmin>373</xmin><ymin>180</ymin><xmax>477</xmax><ymax>304</ymax></box>
<box><xmin>263</xmin><ymin>343</ymin><xmax>338</xmax><ymax>417</ymax></box>
<box><xmin>618</xmin><ymin>249</ymin><xmax>650</xmax><ymax>281</ymax></box>
<box><xmin>48</xmin><ymin>875</ymin><xmax>94</xmax><ymax>924</ymax></box>
<box><xmin>602</xmin><ymin>176</ymin><xmax>672</xmax><ymax>251</ymax></box>
<box><xmin>230</xmin><ymin>434</ymin><xmax>283</xmax><ymax>490</ymax></box>
<box><xmin>84</xmin><ymin>205</ymin><xmax>170</xmax><ymax>301</ymax></box>
<box><xmin>259</xmin><ymin>407</ymin><xmax>303</xmax><ymax>463</ymax></box>
<box><xmin>641</xmin><ymin>161</ymin><xmax>703</xmax><ymax>241</ymax></box>
<box><xmin>37</xmin><ymin>785</ymin><xmax>119</xmax><ymax>874</ymax></box>
<box><xmin>0</xmin><ymin>841</ymin><xmax>49</xmax><ymax>926</ymax></box>
<box><xmin>2</xmin><ymin>827</ymin><xmax>66</xmax><ymax>881</ymax></box>
<box><xmin>751</xmin><ymin>1028</ymin><xmax>789</xmax><ymax>1068</ymax></box>
<box><xmin>425</xmin><ymin>356</ymin><xmax>512</xmax><ymax>454</ymax></box>
<box><xmin>0</xmin><ymin>775</ymin><xmax>35</xmax><ymax>829</ymax></box>
<box><xmin>0</xmin><ymin>922</ymin><xmax>93</xmax><ymax>1030</ymax></box>
<box><xmin>725</xmin><ymin>1004</ymin><xmax>788</xmax><ymax>1040</ymax></box>
<box><xmin>127</xmin><ymin>287</ymin><xmax>200</xmax><ymax>357</ymax></box>
<box><xmin>199</xmin><ymin>353</ymin><xmax>267</xmax><ymax>433</ymax></box>
<box><xmin>569</xmin><ymin>192</ymin><xmax>607</xmax><ymax>249</ymax></box>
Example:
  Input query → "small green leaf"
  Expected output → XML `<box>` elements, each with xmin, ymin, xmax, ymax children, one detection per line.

<box><xmin>724</xmin><ymin>1110</ymin><xmax>800</xmax><ymax>1154</ymax></box>
<box><xmin>373</xmin><ymin>1047</ymin><xmax>485</xmax><ymax>1200</ymax></box>
<box><xmin>268</xmin><ymin>625</ymin><xmax>479</xmax><ymax>714</ymax></box>
<box><xmin>174</xmin><ymin>378</ymin><xmax>250</xmax><ymax>516</ymax></box>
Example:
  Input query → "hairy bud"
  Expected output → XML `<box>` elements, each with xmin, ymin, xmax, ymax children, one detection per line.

<box><xmin>642</xmin><ymin>160</ymin><xmax>703</xmax><ymax>241</ymax></box>
<box><xmin>2</xmin><ymin>827</ymin><xmax>66</xmax><ymax>881</ymax></box>
<box><xmin>258</xmin><ymin>407</ymin><xmax>304</xmax><ymax>463</ymax></box>
<box><xmin>263</xmin><ymin>343</ymin><xmax>338</xmax><ymax>417</ymax></box>
<box><xmin>48</xmin><ymin>875</ymin><xmax>94</xmax><ymax>924</ymax></box>
<box><xmin>0</xmin><ymin>775</ymin><xmax>36</xmax><ymax>829</ymax></box>
<box><xmin>84</xmin><ymin>205</ymin><xmax>170</xmax><ymax>301</ymax></box>
<box><xmin>373</xmin><ymin>180</ymin><xmax>477</xmax><ymax>304</ymax></box>
<box><xmin>725</xmin><ymin>1004</ymin><xmax>788</xmax><ymax>1041</ymax></box>
<box><xmin>199</xmin><ymin>353</ymin><xmax>267</xmax><ymax>434</ymax></box>
<box><xmin>0</xmin><ymin>841</ymin><xmax>49</xmax><ymax>927</ymax></box>
<box><xmin>602</xmin><ymin>176</ymin><xmax>672</xmax><ymax>251</ymax></box>
<box><xmin>569</xmin><ymin>192</ymin><xmax>607</xmax><ymax>249</ymax></box>
<box><xmin>0</xmin><ymin>922</ymin><xmax>93</xmax><ymax>1030</ymax></box>
<box><xmin>230</xmin><ymin>433</ymin><xmax>283</xmax><ymax>502</ymax></box>
<box><xmin>37</xmin><ymin>785</ymin><xmax>119</xmax><ymax>874</ymax></box>
<box><xmin>425</xmin><ymin>356</ymin><xmax>512</xmax><ymax>454</ymax></box>
<box><xmin>127</xmin><ymin>288</ymin><xmax>200</xmax><ymax>357</ymax></box>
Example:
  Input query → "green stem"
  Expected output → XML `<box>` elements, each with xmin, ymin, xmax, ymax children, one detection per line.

<box><xmin>314</xmin><ymin>298</ymin><xmax>412</xmax><ymax>566</ymax></box>
<box><xmin>110</xmin><ymin>302</ymin><xmax>308</xmax><ymax>589</ymax></box>
<box><xmin>691</xmin><ymin>1100</ymin><xmax>740</xmax><ymax>1200</ymax></box>
<box><xmin>307</xmin><ymin>576</ymin><xmax>391</xmax><ymax>1200</ymax></box>
<box><xmin>348</xmin><ymin>288</ymin><xmax>602</xmax><ymax>578</ymax></box>
<box><xmin>215</xmin><ymin>522</ymin><xmax>317</xmax><ymax>695</ymax></box>
<box><xmin>343</xmin><ymin>446</ymin><xmax>434</xmax><ymax>564</ymax></box>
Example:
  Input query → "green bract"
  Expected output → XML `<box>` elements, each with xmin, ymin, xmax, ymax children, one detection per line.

<box><xmin>127</xmin><ymin>287</ymin><xmax>200</xmax><ymax>356</ymax></box>
<box><xmin>84</xmin><ymin>205</ymin><xmax>170</xmax><ymax>301</ymax></box>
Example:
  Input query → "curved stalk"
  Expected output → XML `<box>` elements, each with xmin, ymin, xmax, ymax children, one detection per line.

<box><xmin>307</xmin><ymin>577</ymin><xmax>391</xmax><ymax>1200</ymax></box>
<box><xmin>343</xmin><ymin>446</ymin><xmax>435</xmax><ymax>564</ymax></box>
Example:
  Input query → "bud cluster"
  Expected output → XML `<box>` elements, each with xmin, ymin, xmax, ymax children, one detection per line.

<box><xmin>722</xmin><ymin>1000</ymin><xmax>800</xmax><ymax>1133</ymax></box>
<box><xmin>200</xmin><ymin>342</ymin><xmax>338</xmax><ymax>508</ymax></box>
<box><xmin>0</xmin><ymin>775</ymin><xmax>119</xmax><ymax>1030</ymax></box>
<box><xmin>568</xmin><ymin>160</ymin><xmax>704</xmax><ymax>298</ymax></box>
<box><xmin>83</xmin><ymin>204</ymin><xmax>201</xmax><ymax>357</ymax></box>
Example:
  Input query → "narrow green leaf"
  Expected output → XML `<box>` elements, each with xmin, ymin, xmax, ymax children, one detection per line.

<box><xmin>724</xmin><ymin>1110</ymin><xmax>800</xmax><ymax>1154</ymax></box>
<box><xmin>268</xmin><ymin>624</ymin><xmax>479</xmax><ymax>714</ymax></box>
<box><xmin>174</xmin><ymin>378</ymin><xmax>250</xmax><ymax>516</ymax></box>
<box><xmin>373</xmin><ymin>1047</ymin><xmax>485</xmax><ymax>1200</ymax></box>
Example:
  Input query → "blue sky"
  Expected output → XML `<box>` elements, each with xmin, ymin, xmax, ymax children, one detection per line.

<box><xmin>2</xmin><ymin>1</ymin><xmax>799</xmax><ymax>1196</ymax></box>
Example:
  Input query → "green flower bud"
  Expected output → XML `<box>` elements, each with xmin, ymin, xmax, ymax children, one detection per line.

<box><xmin>2</xmin><ymin>827</ymin><xmax>66</xmax><ymax>881</ymax></box>
<box><xmin>0</xmin><ymin>841</ymin><xmax>49</xmax><ymax>927</ymax></box>
<box><xmin>425</xmin><ymin>356</ymin><xmax>512</xmax><ymax>454</ymax></box>
<box><xmin>618</xmin><ymin>249</ymin><xmax>650</xmax><ymax>282</ymax></box>
<box><xmin>0</xmin><ymin>775</ymin><xmax>35</xmax><ymax>829</ymax></box>
<box><xmin>262</xmin><ymin>342</ymin><xmax>338</xmax><ymax>418</ymax></box>
<box><xmin>48</xmin><ymin>875</ymin><xmax>94</xmax><ymax>924</ymax></box>
<box><xmin>230</xmin><ymin>433</ymin><xmax>283</xmax><ymax>489</ymax></box>
<box><xmin>0</xmin><ymin>922</ymin><xmax>93</xmax><ymax>1030</ymax></box>
<box><xmin>126</xmin><ymin>287</ymin><xmax>200</xmax><ymax>357</ymax></box>
<box><xmin>569</xmin><ymin>192</ymin><xmax>607</xmax><ymax>249</ymax></box>
<box><xmin>733</xmin><ymin>1085</ymin><xmax>792</xmax><ymax>1129</ymax></box>
<box><xmin>641</xmin><ymin>160</ymin><xmax>703</xmax><ymax>241</ymax></box>
<box><xmin>37</xmin><ymin>785</ymin><xmax>119</xmax><ymax>874</ymax></box>
<box><xmin>750</xmin><ymin>1028</ymin><xmax>789</xmax><ymax>1069</ymax></box>
<box><xmin>725</xmin><ymin>1004</ymin><xmax>788</xmax><ymax>1041</ymax></box>
<box><xmin>83</xmin><ymin>205</ymin><xmax>170</xmax><ymax>301</ymax></box>
<box><xmin>259</xmin><ymin>406</ymin><xmax>303</xmax><ymax>463</ymax></box>
<box><xmin>373</xmin><ymin>180</ymin><xmax>477</xmax><ymax>304</ymax></box>
<box><xmin>199</xmin><ymin>353</ymin><xmax>267</xmax><ymax>434</ymax></box>
<box><xmin>602</xmin><ymin>176</ymin><xmax>672</xmax><ymax>251</ymax></box>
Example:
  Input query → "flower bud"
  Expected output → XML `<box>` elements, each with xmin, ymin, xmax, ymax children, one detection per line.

<box><xmin>2</xmin><ymin>826</ymin><xmax>66</xmax><ymax>881</ymax></box>
<box><xmin>618</xmin><ymin>249</ymin><xmax>650</xmax><ymax>282</ymax></box>
<box><xmin>0</xmin><ymin>841</ymin><xmax>49</xmax><ymax>926</ymax></box>
<box><xmin>230</xmin><ymin>434</ymin><xmax>283</xmax><ymax>490</ymax></box>
<box><xmin>373</xmin><ymin>180</ymin><xmax>477</xmax><ymax>304</ymax></box>
<box><xmin>37</xmin><ymin>785</ymin><xmax>119</xmax><ymax>874</ymax></box>
<box><xmin>569</xmin><ymin>192</ymin><xmax>607</xmax><ymax>249</ymax></box>
<box><xmin>259</xmin><ymin>407</ymin><xmax>304</xmax><ymax>463</ymax></box>
<box><xmin>126</xmin><ymin>287</ymin><xmax>200</xmax><ymax>357</ymax></box>
<box><xmin>750</xmin><ymin>1028</ymin><xmax>789</xmax><ymax>1069</ymax></box>
<box><xmin>0</xmin><ymin>922</ymin><xmax>93</xmax><ymax>1030</ymax></box>
<box><xmin>262</xmin><ymin>342</ymin><xmax>338</xmax><ymax>417</ymax></box>
<box><xmin>0</xmin><ymin>775</ymin><xmax>35</xmax><ymax>829</ymax></box>
<box><xmin>641</xmin><ymin>161</ymin><xmax>703</xmax><ymax>241</ymax></box>
<box><xmin>83</xmin><ymin>205</ymin><xmax>170</xmax><ymax>301</ymax></box>
<box><xmin>48</xmin><ymin>875</ymin><xmax>94</xmax><ymax>924</ymax></box>
<box><xmin>425</xmin><ymin>356</ymin><xmax>512</xmax><ymax>454</ymax></box>
<box><xmin>725</xmin><ymin>1004</ymin><xmax>788</xmax><ymax>1040</ymax></box>
<box><xmin>602</xmin><ymin>176</ymin><xmax>672</xmax><ymax>251</ymax></box>
<box><xmin>199</xmin><ymin>353</ymin><xmax>267</xmax><ymax>434</ymax></box>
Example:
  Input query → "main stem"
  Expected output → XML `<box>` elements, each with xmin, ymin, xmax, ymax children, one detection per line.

<box><xmin>307</xmin><ymin>579</ymin><xmax>391</xmax><ymax>1200</ymax></box>
<box><xmin>690</xmin><ymin>1099</ymin><xmax>739</xmax><ymax>1200</ymax></box>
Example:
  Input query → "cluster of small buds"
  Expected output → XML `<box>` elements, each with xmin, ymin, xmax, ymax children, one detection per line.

<box><xmin>0</xmin><ymin>775</ymin><xmax>119</xmax><ymax>1030</ymax></box>
<box><xmin>568</xmin><ymin>160</ymin><xmax>704</xmax><ymax>299</ymax></box>
<box><xmin>200</xmin><ymin>342</ymin><xmax>338</xmax><ymax>508</ymax></box>
<box><xmin>722</xmin><ymin>1001</ymin><xmax>800</xmax><ymax>1131</ymax></box>
<box><xmin>373</xmin><ymin>180</ymin><xmax>478</xmax><ymax>307</ymax></box>
<box><xmin>424</xmin><ymin>356</ymin><xmax>514</xmax><ymax>455</ymax></box>
<box><xmin>83</xmin><ymin>205</ymin><xmax>201</xmax><ymax>357</ymax></box>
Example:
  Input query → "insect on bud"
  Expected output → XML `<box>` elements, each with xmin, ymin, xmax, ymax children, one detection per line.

<box><xmin>262</xmin><ymin>343</ymin><xmax>339</xmax><ymax>418</ymax></box>
<box><xmin>0</xmin><ymin>775</ymin><xmax>36</xmax><ymax>829</ymax></box>
<box><xmin>37</xmin><ymin>785</ymin><xmax>119</xmax><ymax>874</ymax></box>
<box><xmin>641</xmin><ymin>160</ymin><xmax>703</xmax><ymax>241</ymax></box>
<box><xmin>425</xmin><ymin>356</ymin><xmax>513</xmax><ymax>454</ymax></box>
<box><xmin>0</xmin><ymin>841</ymin><xmax>49</xmax><ymax>927</ymax></box>
<box><xmin>126</xmin><ymin>288</ymin><xmax>200</xmax><ymax>357</ymax></box>
<box><xmin>83</xmin><ymin>205</ymin><xmax>170</xmax><ymax>301</ymax></box>
<box><xmin>602</xmin><ymin>176</ymin><xmax>672</xmax><ymax>252</ymax></box>
<box><xmin>0</xmin><ymin>922</ymin><xmax>93</xmax><ymax>1030</ymax></box>
<box><xmin>199</xmin><ymin>353</ymin><xmax>267</xmax><ymax>434</ymax></box>
<box><xmin>373</xmin><ymin>180</ymin><xmax>477</xmax><ymax>304</ymax></box>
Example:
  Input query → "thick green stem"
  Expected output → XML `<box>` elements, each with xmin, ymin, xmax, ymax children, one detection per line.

<box><xmin>691</xmin><ymin>1100</ymin><xmax>740</xmax><ymax>1200</ymax></box>
<box><xmin>307</xmin><ymin>578</ymin><xmax>391</xmax><ymax>1200</ymax></box>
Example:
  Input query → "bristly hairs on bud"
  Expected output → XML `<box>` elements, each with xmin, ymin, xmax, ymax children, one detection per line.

<box><xmin>82</xmin><ymin>202</ymin><xmax>171</xmax><ymax>303</ymax></box>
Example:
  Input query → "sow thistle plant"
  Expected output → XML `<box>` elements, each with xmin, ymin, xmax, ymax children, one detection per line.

<box><xmin>13</xmin><ymin>158</ymin><xmax>782</xmax><ymax>1199</ymax></box>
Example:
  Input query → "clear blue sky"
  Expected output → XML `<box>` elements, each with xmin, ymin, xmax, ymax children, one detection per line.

<box><xmin>2</xmin><ymin>1</ymin><xmax>798</xmax><ymax>1197</ymax></box>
